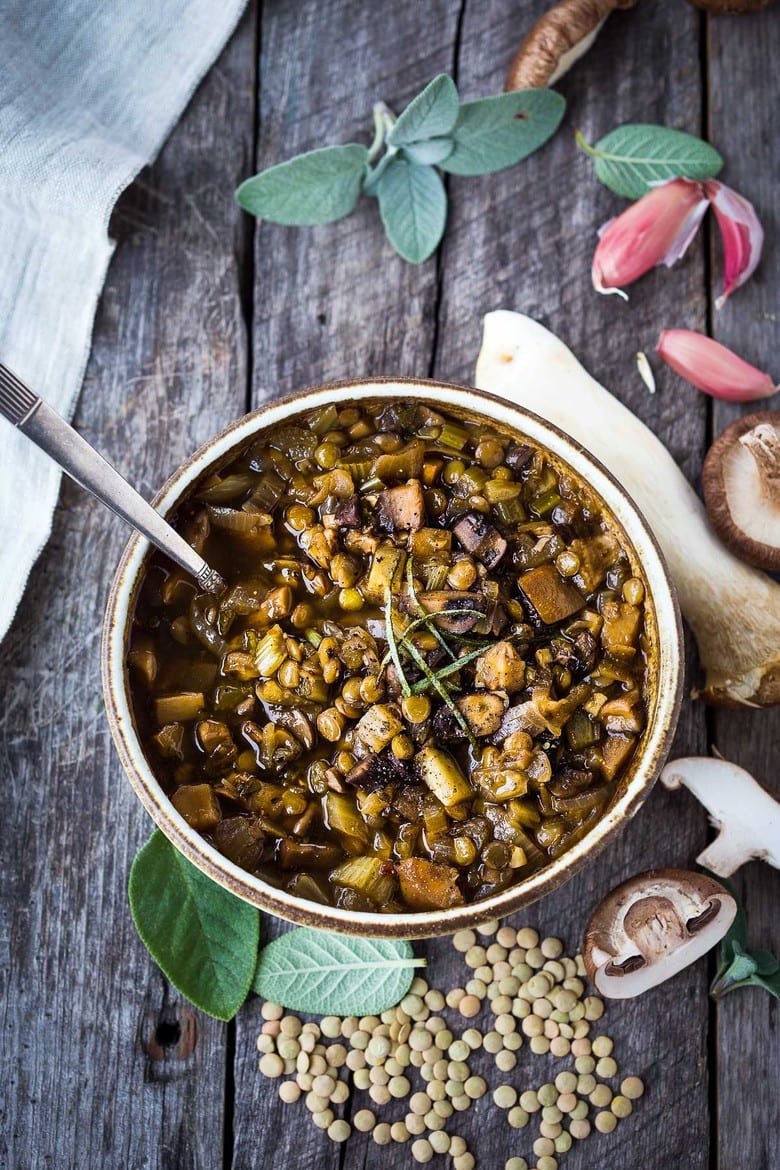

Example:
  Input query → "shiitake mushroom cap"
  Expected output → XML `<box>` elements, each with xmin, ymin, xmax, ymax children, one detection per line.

<box><xmin>702</xmin><ymin>410</ymin><xmax>780</xmax><ymax>573</ymax></box>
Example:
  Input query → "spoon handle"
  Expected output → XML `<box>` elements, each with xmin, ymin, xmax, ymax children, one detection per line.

<box><xmin>0</xmin><ymin>363</ymin><xmax>225</xmax><ymax>594</ymax></box>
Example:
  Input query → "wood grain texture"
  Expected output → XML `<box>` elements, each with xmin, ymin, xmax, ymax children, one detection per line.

<box><xmin>2</xmin><ymin>3</ymin><xmax>778</xmax><ymax>1170</ymax></box>
<box><xmin>708</xmin><ymin>11</ymin><xmax>780</xmax><ymax>1170</ymax></box>
<box><xmin>249</xmin><ymin>0</ymin><xmax>462</xmax><ymax>403</ymax></box>
<box><xmin>432</xmin><ymin>3</ymin><xmax>711</xmax><ymax>1169</ymax></box>
<box><xmin>233</xmin><ymin>3</ymin><xmax>464</xmax><ymax>1166</ymax></box>
<box><xmin>0</xmin><ymin>12</ymin><xmax>254</xmax><ymax>1170</ymax></box>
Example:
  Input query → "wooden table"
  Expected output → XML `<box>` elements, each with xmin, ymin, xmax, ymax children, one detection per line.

<box><xmin>2</xmin><ymin>2</ymin><xmax>778</xmax><ymax>1167</ymax></box>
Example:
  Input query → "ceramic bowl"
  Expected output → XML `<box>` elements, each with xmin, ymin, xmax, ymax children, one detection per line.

<box><xmin>102</xmin><ymin>378</ymin><xmax>683</xmax><ymax>939</ymax></box>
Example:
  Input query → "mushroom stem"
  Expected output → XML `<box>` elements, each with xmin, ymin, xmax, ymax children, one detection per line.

<box><xmin>475</xmin><ymin>311</ymin><xmax>780</xmax><ymax>708</ymax></box>
<box><xmin>504</xmin><ymin>0</ymin><xmax>637</xmax><ymax>91</ymax></box>
<box><xmin>740</xmin><ymin>423</ymin><xmax>780</xmax><ymax>499</ymax></box>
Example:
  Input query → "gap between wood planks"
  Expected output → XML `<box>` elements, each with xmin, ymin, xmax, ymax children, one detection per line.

<box><xmin>696</xmin><ymin>13</ymin><xmax>720</xmax><ymax>1170</ymax></box>
<box><xmin>224</xmin><ymin>4</ymin><xmax>262</xmax><ymax>1168</ymax></box>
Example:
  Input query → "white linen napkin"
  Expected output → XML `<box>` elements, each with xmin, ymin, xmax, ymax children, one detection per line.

<box><xmin>0</xmin><ymin>0</ymin><xmax>247</xmax><ymax>641</ymax></box>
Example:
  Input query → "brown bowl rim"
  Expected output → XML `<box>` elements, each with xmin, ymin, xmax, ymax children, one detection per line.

<box><xmin>102</xmin><ymin>376</ymin><xmax>684</xmax><ymax>939</ymax></box>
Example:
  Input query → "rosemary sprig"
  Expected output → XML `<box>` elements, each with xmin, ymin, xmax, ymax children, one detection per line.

<box><xmin>402</xmin><ymin>637</ymin><xmax>479</xmax><ymax>751</ymax></box>
<box><xmin>377</xmin><ymin>606</ymin><xmax>488</xmax><ymax>672</ymax></box>
<box><xmin>409</xmin><ymin>642</ymin><xmax>490</xmax><ymax>695</ymax></box>
<box><xmin>384</xmin><ymin>589</ymin><xmax>412</xmax><ymax>698</ymax></box>
<box><xmin>406</xmin><ymin>559</ymin><xmax>456</xmax><ymax>661</ymax></box>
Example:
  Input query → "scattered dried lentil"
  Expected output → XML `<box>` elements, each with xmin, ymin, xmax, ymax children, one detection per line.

<box><xmin>254</xmin><ymin>923</ymin><xmax>645</xmax><ymax>1169</ymax></box>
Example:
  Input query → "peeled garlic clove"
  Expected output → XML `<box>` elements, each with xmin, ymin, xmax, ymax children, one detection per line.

<box><xmin>657</xmin><ymin>329</ymin><xmax>777</xmax><ymax>402</ymax></box>
<box><xmin>705</xmin><ymin>180</ymin><xmax>764</xmax><ymax>309</ymax></box>
<box><xmin>592</xmin><ymin>179</ymin><xmax>709</xmax><ymax>299</ymax></box>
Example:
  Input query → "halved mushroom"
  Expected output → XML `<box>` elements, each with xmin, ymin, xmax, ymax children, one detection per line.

<box><xmin>583</xmin><ymin>868</ymin><xmax>737</xmax><ymax>998</ymax></box>
<box><xmin>702</xmin><ymin>411</ymin><xmax>780</xmax><ymax>572</ymax></box>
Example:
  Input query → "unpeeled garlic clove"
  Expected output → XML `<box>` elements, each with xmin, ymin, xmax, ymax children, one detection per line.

<box><xmin>704</xmin><ymin>180</ymin><xmax>764</xmax><ymax>309</ymax></box>
<box><xmin>657</xmin><ymin>329</ymin><xmax>777</xmax><ymax>402</ymax></box>
<box><xmin>592</xmin><ymin>179</ymin><xmax>709</xmax><ymax>299</ymax></box>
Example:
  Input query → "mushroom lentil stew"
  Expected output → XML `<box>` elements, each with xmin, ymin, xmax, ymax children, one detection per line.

<box><xmin>129</xmin><ymin>399</ymin><xmax>649</xmax><ymax>913</ymax></box>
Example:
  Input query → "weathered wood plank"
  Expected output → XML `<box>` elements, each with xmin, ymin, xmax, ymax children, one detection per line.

<box><xmin>0</xmin><ymin>13</ymin><xmax>254</xmax><ymax>1170</ymax></box>
<box><xmin>708</xmin><ymin>12</ymin><xmax>780</xmax><ymax>1170</ymax></box>
<box><xmin>433</xmin><ymin>3</ymin><xmax>711</xmax><ymax>1169</ymax></box>
<box><xmin>231</xmin><ymin>1</ymin><xmax>464</xmax><ymax>1166</ymax></box>
<box><xmin>248</xmin><ymin>0</ymin><xmax>463</xmax><ymax>404</ymax></box>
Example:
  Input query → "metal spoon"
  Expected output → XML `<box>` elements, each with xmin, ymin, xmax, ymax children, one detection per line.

<box><xmin>0</xmin><ymin>362</ymin><xmax>226</xmax><ymax>594</ymax></box>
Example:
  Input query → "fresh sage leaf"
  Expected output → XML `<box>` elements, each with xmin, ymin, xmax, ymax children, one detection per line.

<box><xmin>362</xmin><ymin>150</ymin><xmax>396</xmax><ymax>196</ymax></box>
<box><xmin>236</xmin><ymin>144</ymin><xmax>369</xmax><ymax>225</ymax></box>
<box><xmin>403</xmin><ymin>137</ymin><xmax>454</xmax><ymax>166</ymax></box>
<box><xmin>440</xmin><ymin>89</ymin><xmax>565</xmax><ymax>176</ymax></box>
<box><xmin>387</xmin><ymin>73</ymin><xmax>459</xmax><ymax>147</ymax></box>
<box><xmin>577</xmin><ymin>124</ymin><xmax>723</xmax><ymax>200</ymax></box>
<box><xmin>129</xmin><ymin>831</ymin><xmax>260</xmax><ymax>1021</ymax></box>
<box><xmin>253</xmin><ymin>928</ymin><xmax>425</xmax><ymax>1015</ymax></box>
<box><xmin>708</xmin><ymin>875</ymin><xmax>780</xmax><ymax>1002</ymax></box>
<box><xmin>233</xmin><ymin>71</ymin><xmax>568</xmax><ymax>263</ymax></box>
<box><xmin>376</xmin><ymin>157</ymin><xmax>447</xmax><ymax>264</ymax></box>
<box><xmin>752</xmin><ymin>950</ymin><xmax>780</xmax><ymax>976</ymax></box>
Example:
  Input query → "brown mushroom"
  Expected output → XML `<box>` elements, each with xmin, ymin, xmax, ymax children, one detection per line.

<box><xmin>583</xmin><ymin>868</ymin><xmax>737</xmax><ymax>998</ymax></box>
<box><xmin>505</xmin><ymin>0</ymin><xmax>638</xmax><ymax>92</ymax></box>
<box><xmin>703</xmin><ymin>411</ymin><xmax>780</xmax><ymax>572</ymax></box>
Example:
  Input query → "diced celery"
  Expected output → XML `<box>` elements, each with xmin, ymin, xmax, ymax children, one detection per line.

<box><xmin>154</xmin><ymin>692</ymin><xmax>205</xmax><ymax>723</ymax></box>
<box><xmin>330</xmin><ymin>856</ymin><xmax>396</xmax><ymax>906</ymax></box>
<box><xmin>494</xmin><ymin>496</ymin><xmax>528</xmax><ymax>525</ymax></box>
<box><xmin>354</xmin><ymin>704</ymin><xmax>404</xmax><ymax>753</ymax></box>
<box><xmin>324</xmin><ymin>792</ymin><xmax>370</xmax><ymax>848</ymax></box>
<box><xmin>308</xmin><ymin>403</ymin><xmax>339</xmax><ymax>435</ymax></box>
<box><xmin>362</xmin><ymin>544</ymin><xmax>407</xmax><ymax>604</ymax></box>
<box><xmin>415</xmin><ymin>745</ymin><xmax>472</xmax><ymax>808</ymax></box>
<box><xmin>531</xmin><ymin>489</ymin><xmax>562</xmax><ymax>517</ymax></box>
<box><xmin>438</xmin><ymin>420</ymin><xmax>470</xmax><ymax>451</ymax></box>
<box><xmin>253</xmin><ymin>624</ymin><xmax>287</xmax><ymax>677</ymax></box>
<box><xmin>564</xmin><ymin>709</ymin><xmax>600</xmax><ymax>751</ymax></box>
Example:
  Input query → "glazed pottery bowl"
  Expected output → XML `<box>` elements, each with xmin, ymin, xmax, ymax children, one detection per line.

<box><xmin>102</xmin><ymin>378</ymin><xmax>683</xmax><ymax>939</ymax></box>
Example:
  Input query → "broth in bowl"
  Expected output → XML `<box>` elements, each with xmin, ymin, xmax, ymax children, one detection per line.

<box><xmin>128</xmin><ymin>399</ymin><xmax>648</xmax><ymax>914</ymax></box>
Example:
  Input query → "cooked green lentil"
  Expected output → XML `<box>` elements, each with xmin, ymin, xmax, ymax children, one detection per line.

<box><xmin>130</xmin><ymin>401</ymin><xmax>649</xmax><ymax>911</ymax></box>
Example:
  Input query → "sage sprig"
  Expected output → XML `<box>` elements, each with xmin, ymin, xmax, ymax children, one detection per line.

<box><xmin>236</xmin><ymin>74</ymin><xmax>565</xmax><ymax>263</ymax></box>
<box><xmin>709</xmin><ymin>880</ymin><xmax>780</xmax><ymax>1002</ymax></box>
<box><xmin>129</xmin><ymin>830</ymin><xmax>260</xmax><ymax>1021</ymax></box>
<box><xmin>577</xmin><ymin>124</ymin><xmax>723</xmax><ymax>200</ymax></box>
<box><xmin>253</xmin><ymin>929</ymin><xmax>425</xmax><ymax>1015</ymax></box>
<box><xmin>129</xmin><ymin>831</ymin><xmax>426</xmax><ymax>1019</ymax></box>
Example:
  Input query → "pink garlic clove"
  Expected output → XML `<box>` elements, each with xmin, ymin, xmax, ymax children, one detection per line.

<box><xmin>704</xmin><ymin>180</ymin><xmax>764</xmax><ymax>309</ymax></box>
<box><xmin>592</xmin><ymin>179</ymin><xmax>709</xmax><ymax>300</ymax></box>
<box><xmin>657</xmin><ymin>329</ymin><xmax>777</xmax><ymax>403</ymax></box>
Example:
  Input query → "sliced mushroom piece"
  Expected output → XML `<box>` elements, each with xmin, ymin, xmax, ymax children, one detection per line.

<box><xmin>703</xmin><ymin>411</ymin><xmax>780</xmax><ymax>572</ymax></box>
<box><xmin>376</xmin><ymin>479</ymin><xmax>426</xmax><ymax>531</ymax></box>
<box><xmin>518</xmin><ymin>563</ymin><xmax>585</xmax><ymax>626</ymax></box>
<box><xmin>431</xmin><ymin>691</ymin><xmax>509</xmax><ymax>741</ymax></box>
<box><xmin>399</xmin><ymin>590</ymin><xmax>489</xmax><ymax>634</ymax></box>
<box><xmin>583</xmin><ymin>868</ymin><xmax>737</xmax><ymax>998</ymax></box>
<box><xmin>332</xmin><ymin>494</ymin><xmax>363</xmax><ymax>528</ymax></box>
<box><xmin>452</xmin><ymin>511</ymin><xmax>508</xmax><ymax>568</ymax></box>
<box><xmin>661</xmin><ymin>755</ymin><xmax>780</xmax><ymax>875</ymax></box>
<box><xmin>554</xmin><ymin>630</ymin><xmax>598</xmax><ymax>678</ymax></box>
<box><xmin>344</xmin><ymin>748</ymin><xmax>413</xmax><ymax>791</ymax></box>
